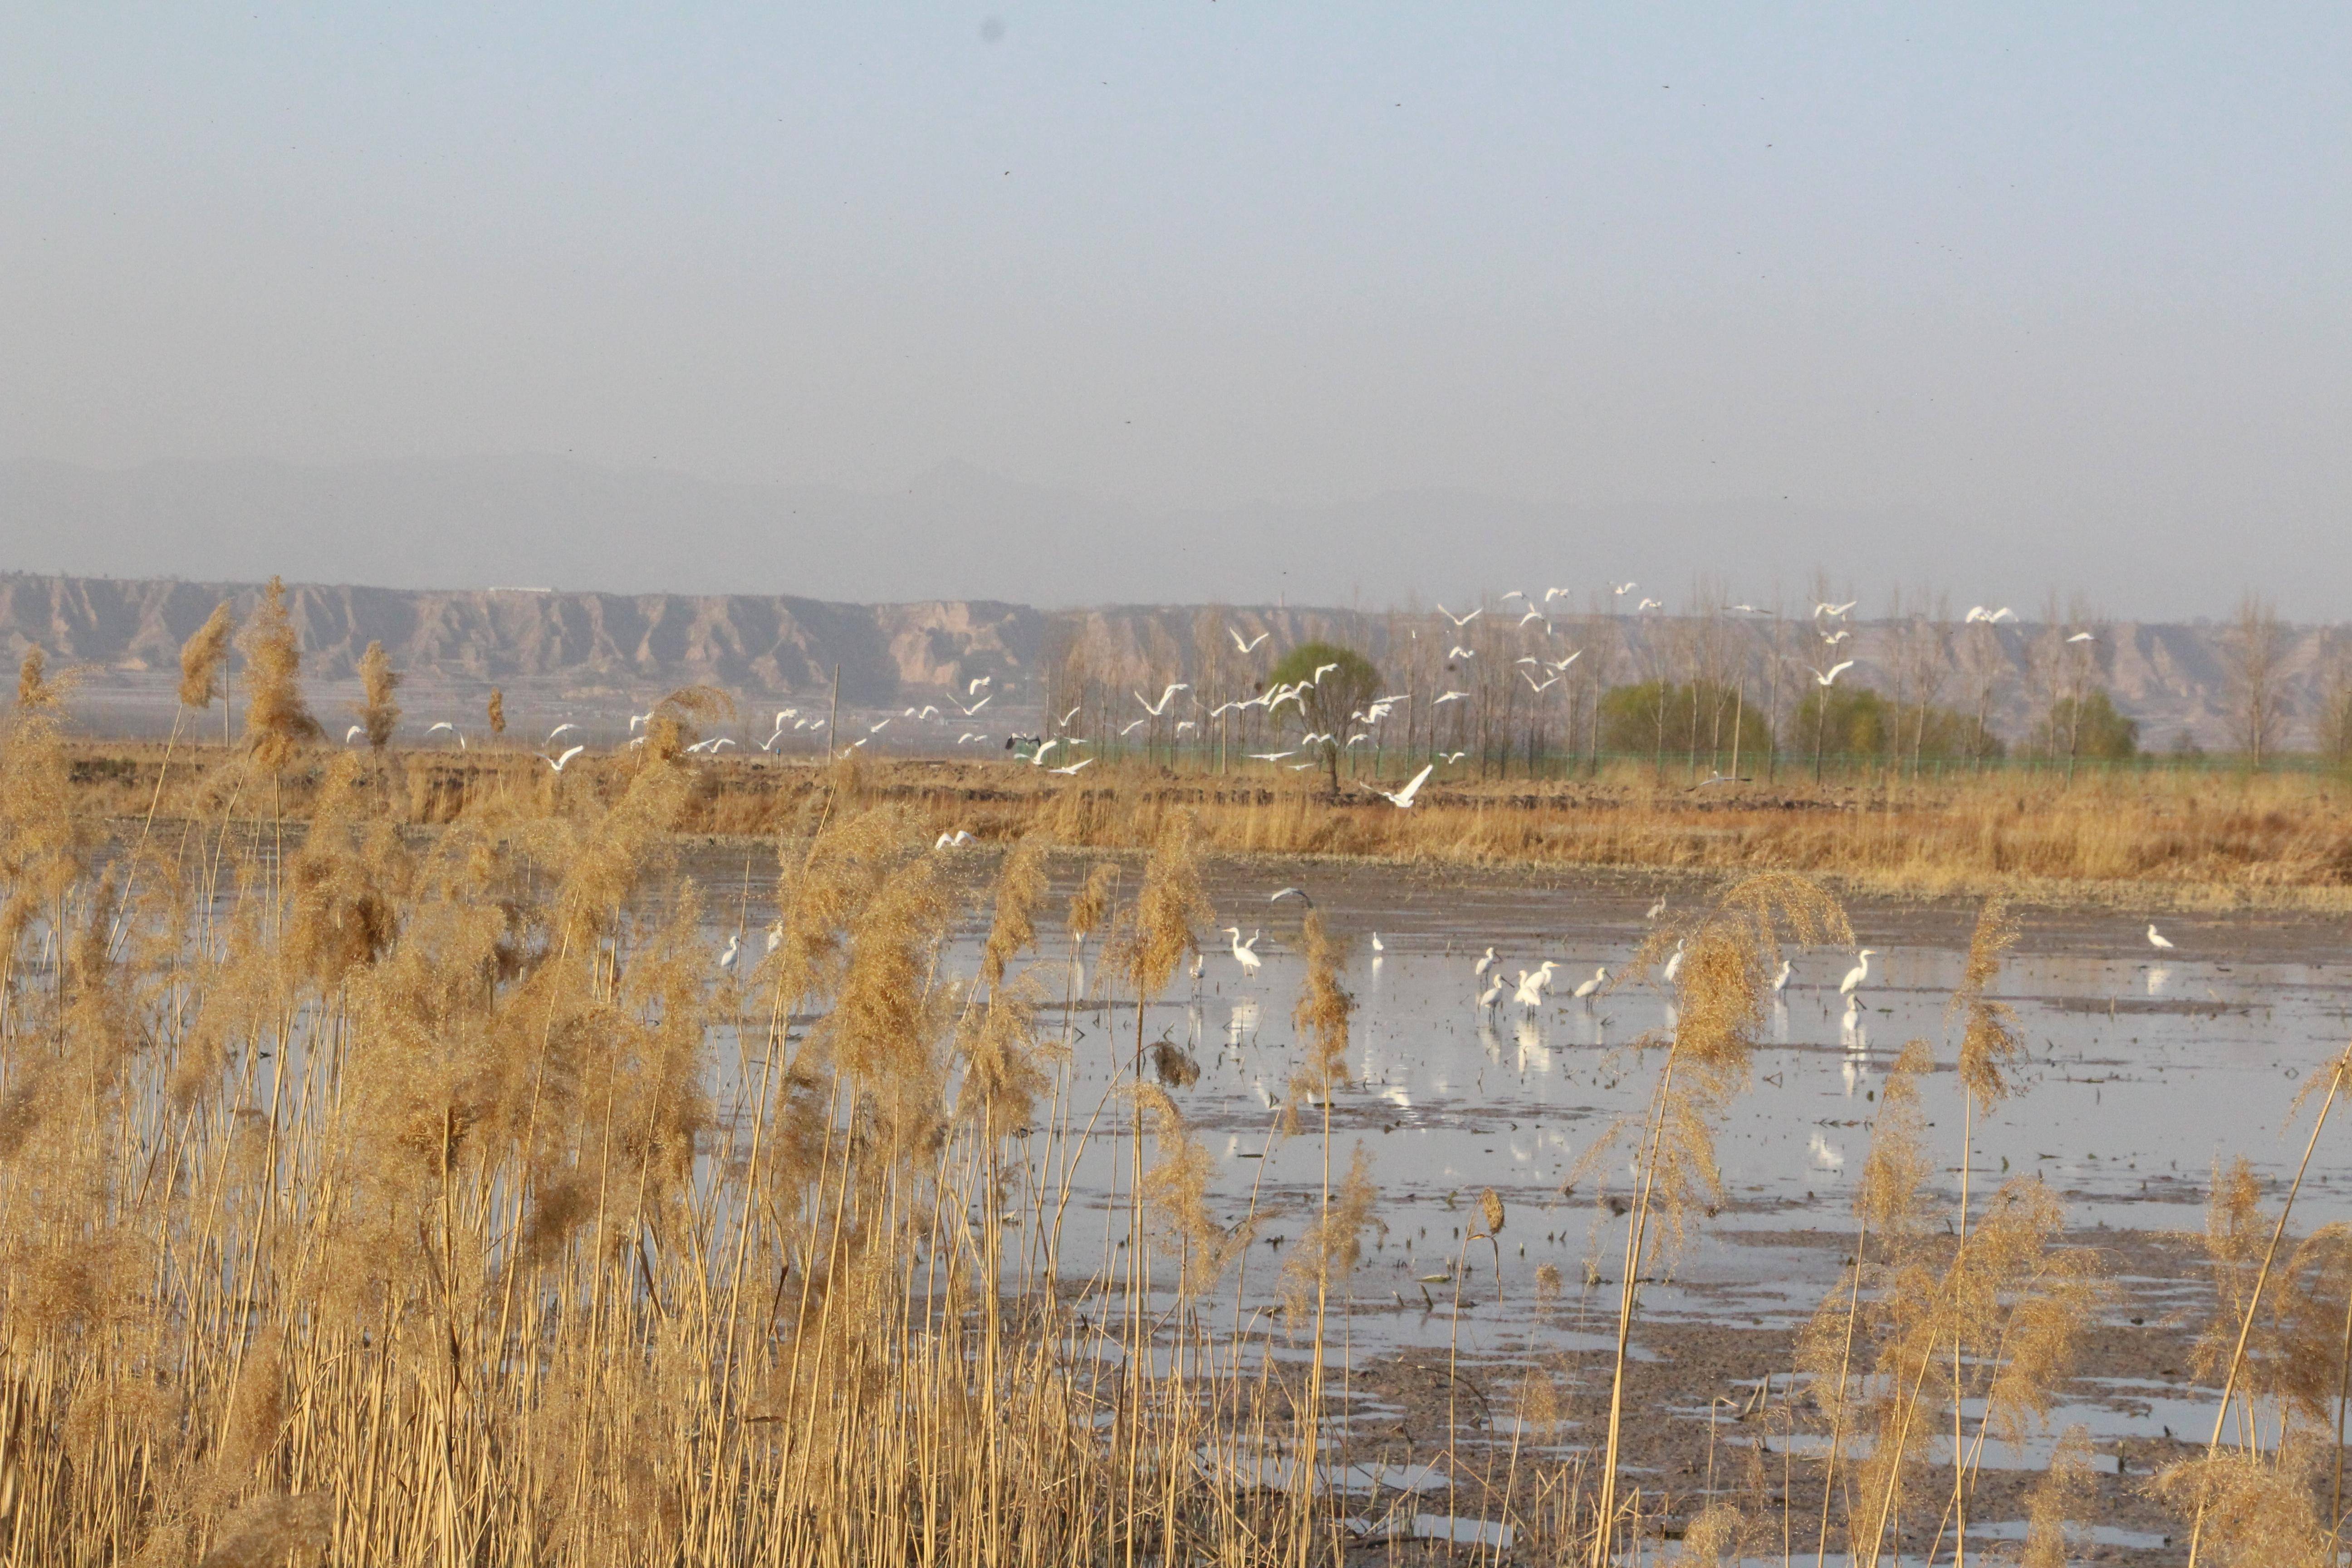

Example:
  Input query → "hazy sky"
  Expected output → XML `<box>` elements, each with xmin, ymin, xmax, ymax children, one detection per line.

<box><xmin>5</xmin><ymin>6</ymin><xmax>2349</xmax><ymax>613</ymax></box>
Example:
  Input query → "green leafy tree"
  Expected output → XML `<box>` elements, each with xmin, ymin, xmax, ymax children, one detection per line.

<box><xmin>1265</xmin><ymin>641</ymin><xmax>1381</xmax><ymax>791</ymax></box>
<box><xmin>2030</xmin><ymin>689</ymin><xmax>2138</xmax><ymax>764</ymax></box>
<box><xmin>1595</xmin><ymin>681</ymin><xmax>1771</xmax><ymax>773</ymax></box>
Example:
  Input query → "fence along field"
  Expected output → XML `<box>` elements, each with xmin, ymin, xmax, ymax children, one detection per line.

<box><xmin>1</xmin><ymin>579</ymin><xmax>2350</xmax><ymax>1565</ymax></box>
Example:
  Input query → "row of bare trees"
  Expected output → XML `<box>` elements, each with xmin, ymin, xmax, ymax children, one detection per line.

<box><xmin>1029</xmin><ymin>591</ymin><xmax>2340</xmax><ymax>780</ymax></box>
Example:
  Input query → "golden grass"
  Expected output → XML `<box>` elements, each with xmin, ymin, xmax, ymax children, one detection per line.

<box><xmin>48</xmin><ymin>744</ymin><xmax>2352</xmax><ymax>906</ymax></box>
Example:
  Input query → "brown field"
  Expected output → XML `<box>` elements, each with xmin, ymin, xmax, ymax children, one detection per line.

<box><xmin>65</xmin><ymin>739</ymin><xmax>2352</xmax><ymax>908</ymax></box>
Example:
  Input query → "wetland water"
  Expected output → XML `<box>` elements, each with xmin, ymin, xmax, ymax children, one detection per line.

<box><xmin>691</xmin><ymin>851</ymin><xmax>2350</xmax><ymax>1556</ymax></box>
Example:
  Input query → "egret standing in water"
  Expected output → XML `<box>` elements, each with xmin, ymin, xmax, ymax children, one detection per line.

<box><xmin>1477</xmin><ymin>973</ymin><xmax>1507</xmax><ymax>1014</ymax></box>
<box><xmin>2146</xmin><ymin>923</ymin><xmax>2175</xmax><ymax>951</ymax></box>
<box><xmin>1225</xmin><ymin>928</ymin><xmax>1262</xmax><ymax>977</ymax></box>
<box><xmin>1573</xmin><ymin>966</ymin><xmax>1608</xmax><ymax>1002</ymax></box>
<box><xmin>1661</xmin><ymin>937</ymin><xmax>1687</xmax><ymax>986</ymax></box>
<box><xmin>1839</xmin><ymin>949</ymin><xmax>1877</xmax><ymax>1000</ymax></box>
<box><xmin>717</xmin><ymin>932</ymin><xmax>741</xmax><ymax>974</ymax></box>
<box><xmin>1772</xmin><ymin>959</ymin><xmax>1793</xmax><ymax>994</ymax></box>
<box><xmin>1474</xmin><ymin>946</ymin><xmax>1497</xmax><ymax>980</ymax></box>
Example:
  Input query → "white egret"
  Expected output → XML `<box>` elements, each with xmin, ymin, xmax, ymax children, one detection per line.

<box><xmin>1820</xmin><ymin>629</ymin><xmax>1852</xmax><ymax>647</ymax></box>
<box><xmin>1048</xmin><ymin>758</ymin><xmax>1094</xmax><ymax>776</ymax></box>
<box><xmin>1611</xmin><ymin>581</ymin><xmax>1637</xmax><ymax>598</ymax></box>
<box><xmin>1370</xmin><ymin>932</ymin><xmax>1384</xmax><ymax>953</ymax></box>
<box><xmin>1839</xmin><ymin>949</ymin><xmax>1877</xmax><ymax>998</ymax></box>
<box><xmin>2146</xmin><ymin>923</ymin><xmax>2174</xmax><ymax>951</ymax></box>
<box><xmin>1376</xmin><ymin>763</ymin><xmax>1436</xmax><ymax>808</ymax></box>
<box><xmin>1119</xmin><ymin>718</ymin><xmax>1147</xmax><ymax>736</ymax></box>
<box><xmin>1810</xmin><ymin>661</ymin><xmax>1856</xmax><ymax>687</ymax></box>
<box><xmin>1057</xmin><ymin>704</ymin><xmax>1082</xmax><ymax>727</ymax></box>
<box><xmin>1225</xmin><ymin>928</ymin><xmax>1263</xmax><ymax>977</ymax></box>
<box><xmin>547</xmin><ymin>723</ymin><xmax>581</xmax><ymax>744</ymax></box>
<box><xmin>628</xmin><ymin>712</ymin><xmax>653</xmax><ymax>731</ymax></box>
<box><xmin>1572</xmin><ymin>966</ymin><xmax>1608</xmax><ymax>1000</ymax></box>
<box><xmin>2067</xmin><ymin>631</ymin><xmax>2097</xmax><ymax>644</ymax></box>
<box><xmin>1964</xmin><ymin>606</ymin><xmax>2016</xmax><ymax>624</ymax></box>
<box><xmin>1439</xmin><ymin>750</ymin><xmax>1467</xmax><ymax>763</ymax></box>
<box><xmin>935</xmin><ymin>829</ymin><xmax>976</xmax><ymax>849</ymax></box>
<box><xmin>539</xmin><ymin>745</ymin><xmax>586</xmax><ymax>773</ymax></box>
<box><xmin>956</xmin><ymin>694</ymin><xmax>992</xmax><ymax>716</ymax></box>
<box><xmin>1269</xmin><ymin>887</ymin><xmax>1314</xmax><ymax>907</ymax></box>
<box><xmin>1478</xmin><ymin>974</ymin><xmax>1507</xmax><ymax>1012</ymax></box>
<box><xmin>867</xmin><ymin>718</ymin><xmax>891</xmax><ymax>734</ymax></box>
<box><xmin>1813</xmin><ymin>599</ymin><xmax>1858</xmax><ymax>619</ymax></box>
<box><xmin>1432</xmin><ymin>691</ymin><xmax>1470</xmax><ymax>706</ymax></box>
<box><xmin>1474</xmin><ymin>946</ymin><xmax>1497</xmax><ymax>978</ymax></box>
<box><xmin>1772</xmin><ymin>959</ymin><xmax>1792</xmax><ymax>994</ymax></box>
<box><xmin>1521</xmin><ymin>671</ymin><xmax>1561</xmax><ymax>694</ymax></box>
<box><xmin>1436</xmin><ymin>604</ymin><xmax>1482</xmax><ymax>627</ymax></box>
<box><xmin>1635</xmin><ymin>598</ymin><xmax>1663</xmax><ymax>612</ymax></box>
<box><xmin>1447</xmin><ymin>645</ymin><xmax>1476</xmax><ymax>660</ymax></box>
<box><xmin>1512</xmin><ymin>970</ymin><xmax>1545</xmax><ymax>1012</ymax></box>
<box><xmin>766</xmin><ymin>921</ymin><xmax>784</xmax><ymax>953</ymax></box>
<box><xmin>1645</xmin><ymin>896</ymin><xmax>1667</xmax><ymax>921</ymax></box>
<box><xmin>426</xmin><ymin>721</ymin><xmax>466</xmax><ymax>749</ymax></box>
<box><xmin>1544</xmin><ymin>586</ymin><xmax>1572</xmax><ymax>602</ymax></box>
<box><xmin>1518</xmin><ymin>608</ymin><xmax>1545</xmax><ymax>627</ymax></box>
<box><xmin>1135</xmin><ymin>683</ymin><xmax>1190</xmax><ymax>716</ymax></box>
<box><xmin>1661</xmin><ymin>937</ymin><xmax>1686</xmax><ymax>986</ymax></box>
<box><xmin>1230</xmin><ymin>628</ymin><xmax>1271</xmax><ymax>653</ymax></box>
<box><xmin>717</xmin><ymin>932</ymin><xmax>741</xmax><ymax>973</ymax></box>
<box><xmin>343</xmin><ymin>725</ymin><xmax>365</xmax><ymax>743</ymax></box>
<box><xmin>1246</xmin><ymin>750</ymin><xmax>1296</xmax><ymax>762</ymax></box>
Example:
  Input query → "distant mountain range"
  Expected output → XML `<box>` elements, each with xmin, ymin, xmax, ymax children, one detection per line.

<box><xmin>0</xmin><ymin>570</ymin><xmax>2342</xmax><ymax>750</ymax></box>
<box><xmin>5</xmin><ymin>451</ymin><xmax>2315</xmax><ymax>617</ymax></box>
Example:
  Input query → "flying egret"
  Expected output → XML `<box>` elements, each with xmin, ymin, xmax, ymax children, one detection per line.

<box><xmin>2146</xmin><ymin>923</ymin><xmax>2174</xmax><ymax>951</ymax></box>
<box><xmin>1813</xmin><ymin>600</ymin><xmax>1859</xmax><ymax>619</ymax></box>
<box><xmin>1572</xmin><ymin>966</ymin><xmax>1608</xmax><ymax>1000</ymax></box>
<box><xmin>1839</xmin><ymin>949</ymin><xmax>1877</xmax><ymax>998</ymax></box>
<box><xmin>1544</xmin><ymin>586</ymin><xmax>1572</xmax><ymax>602</ymax></box>
<box><xmin>956</xmin><ymin>694</ymin><xmax>993</xmax><ymax>716</ymax></box>
<box><xmin>1965</xmin><ymin>606</ymin><xmax>2016</xmax><ymax>624</ymax></box>
<box><xmin>1501</xmin><ymin>589</ymin><xmax>1526</xmax><ymax>602</ymax></box>
<box><xmin>1225</xmin><ymin>928</ymin><xmax>1263</xmax><ymax>977</ymax></box>
<box><xmin>1474</xmin><ymin>946</ymin><xmax>1497</xmax><ymax>979</ymax></box>
<box><xmin>1436</xmin><ymin>604</ymin><xmax>1481</xmax><ymax>627</ymax></box>
<box><xmin>1376</xmin><ymin>763</ymin><xmax>1436</xmax><ymax>808</ymax></box>
<box><xmin>1439</xmin><ymin>750</ymin><xmax>1467</xmax><ymax>764</ymax></box>
<box><xmin>1230</xmin><ymin>628</ymin><xmax>1271</xmax><ymax>653</ymax></box>
<box><xmin>1635</xmin><ymin>598</ymin><xmax>1663</xmax><ymax>612</ymax></box>
<box><xmin>1611</xmin><ymin>581</ymin><xmax>1637</xmax><ymax>598</ymax></box>
<box><xmin>1030</xmin><ymin>738</ymin><xmax>1063</xmax><ymax>765</ymax></box>
<box><xmin>1310</xmin><ymin>662</ymin><xmax>1340</xmax><ymax>684</ymax></box>
<box><xmin>1247</xmin><ymin>750</ymin><xmax>1296</xmax><ymax>762</ymax></box>
<box><xmin>1119</xmin><ymin>718</ymin><xmax>1148</xmax><ymax>736</ymax></box>
<box><xmin>627</xmin><ymin>712</ymin><xmax>653</xmax><ymax>731</ymax></box>
<box><xmin>1056</xmin><ymin>705</ymin><xmax>1082</xmax><ymax>728</ymax></box>
<box><xmin>1447</xmin><ymin>645</ymin><xmax>1476</xmax><ymax>661</ymax></box>
<box><xmin>1821</xmin><ymin>629</ymin><xmax>1852</xmax><ymax>647</ymax></box>
<box><xmin>344</xmin><ymin>725</ymin><xmax>365</xmax><ymax>744</ymax></box>
<box><xmin>969</xmin><ymin>676</ymin><xmax>991</xmax><ymax>695</ymax></box>
<box><xmin>1521</xmin><ymin>671</ymin><xmax>1561</xmax><ymax>693</ymax></box>
<box><xmin>539</xmin><ymin>745</ymin><xmax>586</xmax><ymax>773</ymax></box>
<box><xmin>2067</xmin><ymin>631</ymin><xmax>2097</xmax><ymax>644</ymax></box>
<box><xmin>426</xmin><ymin>722</ymin><xmax>466</xmax><ymax>749</ymax></box>
<box><xmin>1810</xmin><ymin>661</ymin><xmax>1856</xmax><ymax>687</ymax></box>
<box><xmin>1432</xmin><ymin>691</ymin><xmax>1470</xmax><ymax>706</ymax></box>
<box><xmin>1269</xmin><ymin>887</ymin><xmax>1314</xmax><ymax>908</ymax></box>
<box><xmin>1048</xmin><ymin>758</ymin><xmax>1094</xmax><ymax>775</ymax></box>
<box><xmin>1135</xmin><ymin>683</ymin><xmax>1190</xmax><ymax>716</ymax></box>
<box><xmin>1518</xmin><ymin>608</ymin><xmax>1545</xmax><ymax>627</ymax></box>
<box><xmin>867</xmin><ymin>719</ymin><xmax>892</xmax><ymax>734</ymax></box>
<box><xmin>547</xmin><ymin>723</ymin><xmax>581</xmax><ymax>744</ymax></box>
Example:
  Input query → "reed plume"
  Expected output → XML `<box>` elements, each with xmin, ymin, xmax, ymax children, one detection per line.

<box><xmin>238</xmin><ymin>576</ymin><xmax>321</xmax><ymax>768</ymax></box>
<box><xmin>486</xmin><ymin>686</ymin><xmax>506</xmax><ymax>737</ymax></box>
<box><xmin>354</xmin><ymin>639</ymin><xmax>401</xmax><ymax>749</ymax></box>
<box><xmin>177</xmin><ymin>600</ymin><xmax>236</xmax><ymax>708</ymax></box>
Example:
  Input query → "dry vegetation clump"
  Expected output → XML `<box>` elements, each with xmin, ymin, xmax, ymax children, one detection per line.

<box><xmin>46</xmin><ymin>749</ymin><xmax>2352</xmax><ymax>906</ymax></box>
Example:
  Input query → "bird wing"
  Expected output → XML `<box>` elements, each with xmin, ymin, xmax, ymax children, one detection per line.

<box><xmin>1389</xmin><ymin>763</ymin><xmax>1436</xmax><ymax>807</ymax></box>
<box><xmin>557</xmin><ymin>745</ymin><xmax>584</xmax><ymax>767</ymax></box>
